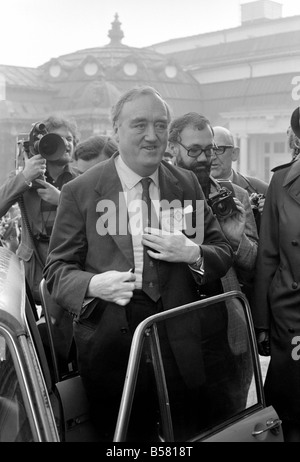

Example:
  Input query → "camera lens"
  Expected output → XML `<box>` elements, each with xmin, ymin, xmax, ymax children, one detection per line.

<box><xmin>215</xmin><ymin>201</ymin><xmax>232</xmax><ymax>219</ymax></box>
<box><xmin>38</xmin><ymin>133</ymin><xmax>67</xmax><ymax>160</ymax></box>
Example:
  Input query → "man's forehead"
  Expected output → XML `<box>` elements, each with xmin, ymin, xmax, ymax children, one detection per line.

<box><xmin>120</xmin><ymin>94</ymin><xmax>169</xmax><ymax>119</ymax></box>
<box><xmin>181</xmin><ymin>125</ymin><xmax>213</xmax><ymax>143</ymax></box>
<box><xmin>214</xmin><ymin>131</ymin><xmax>230</xmax><ymax>144</ymax></box>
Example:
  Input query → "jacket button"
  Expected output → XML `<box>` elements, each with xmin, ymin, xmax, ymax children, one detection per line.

<box><xmin>292</xmin><ymin>282</ymin><xmax>298</xmax><ymax>289</ymax></box>
<box><xmin>120</xmin><ymin>327</ymin><xmax>128</xmax><ymax>334</ymax></box>
<box><xmin>292</xmin><ymin>240</ymin><xmax>298</xmax><ymax>246</ymax></box>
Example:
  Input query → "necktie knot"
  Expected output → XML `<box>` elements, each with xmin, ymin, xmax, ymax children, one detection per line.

<box><xmin>141</xmin><ymin>177</ymin><xmax>151</xmax><ymax>185</ymax></box>
<box><xmin>141</xmin><ymin>177</ymin><xmax>151</xmax><ymax>194</ymax></box>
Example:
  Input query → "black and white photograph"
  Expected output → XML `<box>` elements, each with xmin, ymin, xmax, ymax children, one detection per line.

<box><xmin>0</xmin><ymin>0</ymin><xmax>299</xmax><ymax>445</ymax></box>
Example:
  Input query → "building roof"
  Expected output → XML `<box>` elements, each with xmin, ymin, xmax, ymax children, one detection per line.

<box><xmin>147</xmin><ymin>11</ymin><xmax>300</xmax><ymax>53</ymax></box>
<box><xmin>32</xmin><ymin>14</ymin><xmax>202</xmax><ymax>117</ymax></box>
<box><xmin>0</xmin><ymin>13</ymin><xmax>203</xmax><ymax>124</ymax></box>
<box><xmin>0</xmin><ymin>64</ymin><xmax>50</xmax><ymax>90</ymax></box>
<box><xmin>198</xmin><ymin>72</ymin><xmax>297</xmax><ymax>123</ymax></box>
<box><xmin>163</xmin><ymin>29</ymin><xmax>300</xmax><ymax>69</ymax></box>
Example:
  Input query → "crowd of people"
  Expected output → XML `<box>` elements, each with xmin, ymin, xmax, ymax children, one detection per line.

<box><xmin>0</xmin><ymin>84</ymin><xmax>299</xmax><ymax>442</ymax></box>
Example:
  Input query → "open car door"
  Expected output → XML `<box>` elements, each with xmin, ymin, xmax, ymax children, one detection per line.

<box><xmin>114</xmin><ymin>291</ymin><xmax>283</xmax><ymax>442</ymax></box>
<box><xmin>0</xmin><ymin>248</ymin><xmax>284</xmax><ymax>442</ymax></box>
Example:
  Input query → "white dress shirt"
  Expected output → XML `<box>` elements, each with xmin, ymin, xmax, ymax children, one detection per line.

<box><xmin>115</xmin><ymin>155</ymin><xmax>160</xmax><ymax>289</ymax></box>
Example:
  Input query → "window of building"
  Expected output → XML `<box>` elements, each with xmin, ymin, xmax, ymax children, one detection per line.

<box><xmin>274</xmin><ymin>142</ymin><xmax>285</xmax><ymax>154</ymax></box>
<box><xmin>84</xmin><ymin>62</ymin><xmax>98</xmax><ymax>76</ymax></box>
<box><xmin>264</xmin><ymin>156</ymin><xmax>271</xmax><ymax>183</ymax></box>
<box><xmin>123</xmin><ymin>62</ymin><xmax>138</xmax><ymax>76</ymax></box>
<box><xmin>264</xmin><ymin>142</ymin><xmax>270</xmax><ymax>153</ymax></box>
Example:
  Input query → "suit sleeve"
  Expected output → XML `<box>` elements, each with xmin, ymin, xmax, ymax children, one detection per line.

<box><xmin>0</xmin><ymin>171</ymin><xmax>31</xmax><ymax>218</ymax></box>
<box><xmin>233</xmin><ymin>189</ymin><xmax>258</xmax><ymax>272</ymax></box>
<box><xmin>43</xmin><ymin>182</ymin><xmax>94</xmax><ymax>317</ymax></box>
<box><xmin>252</xmin><ymin>175</ymin><xmax>279</xmax><ymax>330</ymax></box>
<box><xmin>189</xmin><ymin>172</ymin><xmax>234</xmax><ymax>284</ymax></box>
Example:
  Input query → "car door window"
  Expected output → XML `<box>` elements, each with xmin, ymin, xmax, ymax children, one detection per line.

<box><xmin>115</xmin><ymin>292</ymin><xmax>264</xmax><ymax>442</ymax></box>
<box><xmin>158</xmin><ymin>297</ymin><xmax>257</xmax><ymax>441</ymax></box>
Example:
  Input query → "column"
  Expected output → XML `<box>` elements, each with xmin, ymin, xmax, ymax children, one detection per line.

<box><xmin>239</xmin><ymin>134</ymin><xmax>248</xmax><ymax>176</ymax></box>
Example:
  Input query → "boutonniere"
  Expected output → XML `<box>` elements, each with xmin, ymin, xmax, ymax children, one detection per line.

<box><xmin>160</xmin><ymin>205</ymin><xmax>193</xmax><ymax>233</ymax></box>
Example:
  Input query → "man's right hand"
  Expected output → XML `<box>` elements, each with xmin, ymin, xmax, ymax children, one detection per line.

<box><xmin>22</xmin><ymin>151</ymin><xmax>47</xmax><ymax>183</ymax></box>
<box><xmin>87</xmin><ymin>270</ymin><xmax>136</xmax><ymax>306</ymax></box>
<box><xmin>256</xmin><ymin>329</ymin><xmax>270</xmax><ymax>356</ymax></box>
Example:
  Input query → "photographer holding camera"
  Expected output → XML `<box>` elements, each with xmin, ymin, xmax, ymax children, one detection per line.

<box><xmin>0</xmin><ymin>115</ymin><xmax>79</xmax><ymax>371</ymax></box>
<box><xmin>211</xmin><ymin>126</ymin><xmax>268</xmax><ymax>233</ymax></box>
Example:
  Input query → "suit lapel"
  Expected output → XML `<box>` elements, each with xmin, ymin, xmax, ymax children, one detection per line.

<box><xmin>233</xmin><ymin>171</ymin><xmax>249</xmax><ymax>191</ymax></box>
<box><xmin>158</xmin><ymin>163</ymin><xmax>184</xmax><ymax>203</ymax></box>
<box><xmin>94</xmin><ymin>155</ymin><xmax>134</xmax><ymax>267</ymax></box>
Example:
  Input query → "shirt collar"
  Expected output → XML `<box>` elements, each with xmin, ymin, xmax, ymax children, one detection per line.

<box><xmin>228</xmin><ymin>170</ymin><xmax>234</xmax><ymax>181</ymax></box>
<box><xmin>115</xmin><ymin>154</ymin><xmax>159</xmax><ymax>190</ymax></box>
<box><xmin>217</xmin><ymin>169</ymin><xmax>233</xmax><ymax>182</ymax></box>
<box><xmin>45</xmin><ymin>163</ymin><xmax>76</xmax><ymax>188</ymax></box>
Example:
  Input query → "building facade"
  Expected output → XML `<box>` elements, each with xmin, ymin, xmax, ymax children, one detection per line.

<box><xmin>149</xmin><ymin>0</ymin><xmax>300</xmax><ymax>182</ymax></box>
<box><xmin>0</xmin><ymin>14</ymin><xmax>202</xmax><ymax>184</ymax></box>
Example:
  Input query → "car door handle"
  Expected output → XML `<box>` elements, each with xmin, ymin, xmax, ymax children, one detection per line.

<box><xmin>252</xmin><ymin>418</ymin><xmax>282</xmax><ymax>436</ymax></box>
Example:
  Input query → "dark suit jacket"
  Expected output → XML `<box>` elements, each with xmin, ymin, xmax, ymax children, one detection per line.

<box><xmin>231</xmin><ymin>169</ymin><xmax>268</xmax><ymax>196</ymax></box>
<box><xmin>252</xmin><ymin>159</ymin><xmax>300</xmax><ymax>421</ymax></box>
<box><xmin>44</xmin><ymin>154</ymin><xmax>233</xmax><ymax>383</ymax></box>
<box><xmin>253</xmin><ymin>158</ymin><xmax>300</xmax><ymax>329</ymax></box>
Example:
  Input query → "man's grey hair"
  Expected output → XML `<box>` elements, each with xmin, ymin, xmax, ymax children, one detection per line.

<box><xmin>111</xmin><ymin>86</ymin><xmax>172</xmax><ymax>132</ymax></box>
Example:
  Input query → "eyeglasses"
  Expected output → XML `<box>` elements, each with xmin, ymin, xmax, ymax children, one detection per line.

<box><xmin>177</xmin><ymin>141</ymin><xmax>216</xmax><ymax>159</ymax></box>
<box><xmin>213</xmin><ymin>145</ymin><xmax>234</xmax><ymax>156</ymax></box>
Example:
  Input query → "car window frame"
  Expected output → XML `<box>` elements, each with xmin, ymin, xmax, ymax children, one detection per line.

<box><xmin>113</xmin><ymin>290</ymin><xmax>265</xmax><ymax>442</ymax></box>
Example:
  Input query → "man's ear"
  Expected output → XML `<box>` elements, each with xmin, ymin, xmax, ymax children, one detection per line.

<box><xmin>114</xmin><ymin>129</ymin><xmax>119</xmax><ymax>143</ymax></box>
<box><xmin>232</xmin><ymin>146</ymin><xmax>240</xmax><ymax>162</ymax></box>
<box><xmin>168</xmin><ymin>142</ymin><xmax>179</xmax><ymax>157</ymax></box>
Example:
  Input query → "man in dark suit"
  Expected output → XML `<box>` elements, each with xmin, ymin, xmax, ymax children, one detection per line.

<box><xmin>43</xmin><ymin>86</ymin><xmax>233</xmax><ymax>441</ymax></box>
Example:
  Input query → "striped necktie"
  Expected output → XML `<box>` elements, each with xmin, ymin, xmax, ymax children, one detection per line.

<box><xmin>140</xmin><ymin>177</ymin><xmax>160</xmax><ymax>302</ymax></box>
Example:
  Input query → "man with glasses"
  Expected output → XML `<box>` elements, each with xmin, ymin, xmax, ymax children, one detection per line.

<box><xmin>168</xmin><ymin>113</ymin><xmax>258</xmax><ymax>283</ymax></box>
<box><xmin>168</xmin><ymin>112</ymin><xmax>258</xmax><ymax>418</ymax></box>
<box><xmin>212</xmin><ymin>126</ymin><xmax>268</xmax><ymax>232</ymax></box>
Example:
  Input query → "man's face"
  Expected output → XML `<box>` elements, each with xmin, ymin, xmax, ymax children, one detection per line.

<box><xmin>47</xmin><ymin>127</ymin><xmax>75</xmax><ymax>167</ymax></box>
<box><xmin>210</xmin><ymin>130</ymin><xmax>235</xmax><ymax>179</ymax></box>
<box><xmin>115</xmin><ymin>93</ymin><xmax>169</xmax><ymax>176</ymax></box>
<box><xmin>175</xmin><ymin>125</ymin><xmax>214</xmax><ymax>190</ymax></box>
